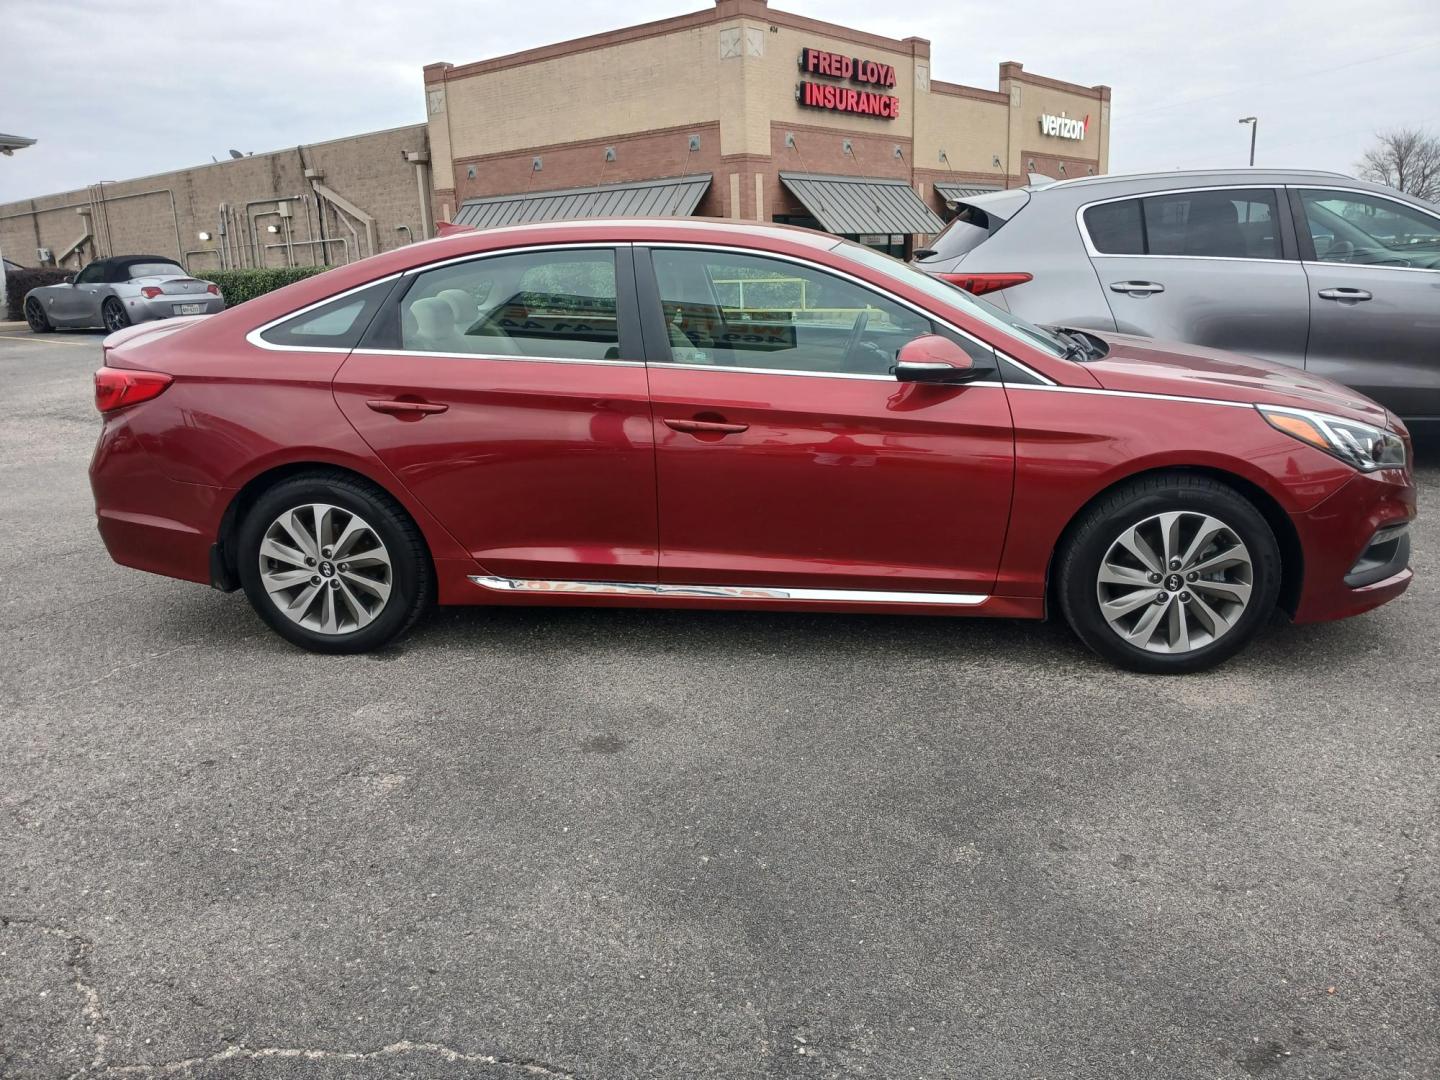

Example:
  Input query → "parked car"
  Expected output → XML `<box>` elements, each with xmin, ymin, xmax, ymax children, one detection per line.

<box><xmin>915</xmin><ymin>170</ymin><xmax>1440</xmax><ymax>438</ymax></box>
<box><xmin>88</xmin><ymin>219</ymin><xmax>1413</xmax><ymax>672</ymax></box>
<box><xmin>24</xmin><ymin>255</ymin><xmax>224</xmax><ymax>333</ymax></box>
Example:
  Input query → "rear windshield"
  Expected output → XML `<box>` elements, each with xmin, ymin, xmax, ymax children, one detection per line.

<box><xmin>127</xmin><ymin>262</ymin><xmax>185</xmax><ymax>279</ymax></box>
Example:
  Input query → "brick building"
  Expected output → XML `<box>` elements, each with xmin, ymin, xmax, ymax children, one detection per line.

<box><xmin>0</xmin><ymin>0</ymin><xmax>1111</xmax><ymax>274</ymax></box>
<box><xmin>0</xmin><ymin>124</ymin><xmax>432</xmax><ymax>275</ymax></box>
<box><xmin>427</xmin><ymin>0</ymin><xmax>1111</xmax><ymax>255</ymax></box>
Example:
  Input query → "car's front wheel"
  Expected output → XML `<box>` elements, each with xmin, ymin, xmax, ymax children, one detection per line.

<box><xmin>236</xmin><ymin>473</ymin><xmax>433</xmax><ymax>654</ymax></box>
<box><xmin>24</xmin><ymin>298</ymin><xmax>53</xmax><ymax>333</ymax></box>
<box><xmin>102</xmin><ymin>299</ymin><xmax>130</xmax><ymax>333</ymax></box>
<box><xmin>1057</xmin><ymin>473</ymin><xmax>1281</xmax><ymax>674</ymax></box>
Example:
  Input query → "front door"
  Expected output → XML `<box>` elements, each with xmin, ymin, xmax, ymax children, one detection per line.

<box><xmin>638</xmin><ymin>246</ymin><xmax>1014</xmax><ymax>594</ymax></box>
<box><xmin>1292</xmin><ymin>186</ymin><xmax>1440</xmax><ymax>423</ymax></box>
<box><xmin>1085</xmin><ymin>186</ymin><xmax>1311</xmax><ymax>370</ymax></box>
<box><xmin>333</xmin><ymin>245</ymin><xmax>659</xmax><ymax>583</ymax></box>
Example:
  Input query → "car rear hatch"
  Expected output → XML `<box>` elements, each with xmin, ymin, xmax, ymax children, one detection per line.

<box><xmin>913</xmin><ymin>188</ymin><xmax>1033</xmax><ymax>266</ymax></box>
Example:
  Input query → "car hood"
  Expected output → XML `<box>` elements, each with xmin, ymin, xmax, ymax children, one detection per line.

<box><xmin>1077</xmin><ymin>330</ymin><xmax>1392</xmax><ymax>429</ymax></box>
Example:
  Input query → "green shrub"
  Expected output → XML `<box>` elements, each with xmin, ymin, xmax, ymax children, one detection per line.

<box><xmin>5</xmin><ymin>268</ymin><xmax>73</xmax><ymax>321</ymax></box>
<box><xmin>204</xmin><ymin>266</ymin><xmax>329</xmax><ymax>307</ymax></box>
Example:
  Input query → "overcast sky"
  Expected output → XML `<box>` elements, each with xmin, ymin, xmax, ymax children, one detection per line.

<box><xmin>2</xmin><ymin>0</ymin><xmax>1437</xmax><ymax>202</ymax></box>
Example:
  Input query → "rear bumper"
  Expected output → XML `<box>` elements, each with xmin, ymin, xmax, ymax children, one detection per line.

<box><xmin>121</xmin><ymin>295</ymin><xmax>226</xmax><ymax>323</ymax></box>
<box><xmin>1291</xmin><ymin>467</ymin><xmax>1416</xmax><ymax>623</ymax></box>
<box><xmin>90</xmin><ymin>414</ymin><xmax>228</xmax><ymax>585</ymax></box>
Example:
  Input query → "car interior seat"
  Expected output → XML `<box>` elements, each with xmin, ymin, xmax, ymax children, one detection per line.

<box><xmin>1183</xmin><ymin>197</ymin><xmax>1246</xmax><ymax>258</ymax></box>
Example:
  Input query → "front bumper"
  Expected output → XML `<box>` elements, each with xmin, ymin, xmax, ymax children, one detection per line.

<box><xmin>121</xmin><ymin>294</ymin><xmax>226</xmax><ymax>324</ymax></box>
<box><xmin>1291</xmin><ymin>466</ymin><xmax>1415</xmax><ymax>623</ymax></box>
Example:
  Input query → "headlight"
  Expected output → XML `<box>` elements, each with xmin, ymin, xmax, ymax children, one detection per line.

<box><xmin>1258</xmin><ymin>405</ymin><xmax>1406</xmax><ymax>472</ymax></box>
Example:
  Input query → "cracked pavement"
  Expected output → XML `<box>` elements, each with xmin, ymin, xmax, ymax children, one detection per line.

<box><xmin>1</xmin><ymin>327</ymin><xmax>1437</xmax><ymax>1079</ymax></box>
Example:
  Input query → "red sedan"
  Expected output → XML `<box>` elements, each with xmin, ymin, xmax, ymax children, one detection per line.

<box><xmin>89</xmin><ymin>219</ymin><xmax>1415</xmax><ymax>672</ymax></box>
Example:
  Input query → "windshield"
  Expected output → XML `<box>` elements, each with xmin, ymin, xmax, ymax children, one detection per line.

<box><xmin>834</xmin><ymin>240</ymin><xmax>1069</xmax><ymax>358</ymax></box>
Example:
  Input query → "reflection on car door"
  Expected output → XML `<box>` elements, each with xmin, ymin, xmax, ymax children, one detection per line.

<box><xmin>1292</xmin><ymin>186</ymin><xmax>1440</xmax><ymax>424</ymax></box>
<box><xmin>332</xmin><ymin>246</ymin><xmax>660</xmax><ymax>583</ymax></box>
<box><xmin>638</xmin><ymin>246</ymin><xmax>1015</xmax><ymax>595</ymax></box>
<box><xmin>1083</xmin><ymin>187</ymin><xmax>1310</xmax><ymax>369</ymax></box>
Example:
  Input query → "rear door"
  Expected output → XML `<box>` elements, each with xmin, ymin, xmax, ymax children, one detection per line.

<box><xmin>1291</xmin><ymin>186</ymin><xmax>1440</xmax><ymax>421</ymax></box>
<box><xmin>333</xmin><ymin>245</ymin><xmax>659</xmax><ymax>583</ymax></box>
<box><xmin>638</xmin><ymin>244</ymin><xmax>1015</xmax><ymax>596</ymax></box>
<box><xmin>1082</xmin><ymin>186</ymin><xmax>1311</xmax><ymax>369</ymax></box>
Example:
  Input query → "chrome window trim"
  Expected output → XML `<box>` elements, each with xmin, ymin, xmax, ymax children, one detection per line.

<box><xmin>1300</xmin><ymin>260</ymin><xmax>1440</xmax><ymax>276</ymax></box>
<box><xmin>350</xmin><ymin>348</ymin><xmax>643</xmax><ymax>368</ymax></box>
<box><xmin>644</xmin><ymin>241</ymin><xmax>1057</xmax><ymax>385</ymax></box>
<box><xmin>246</xmin><ymin>273</ymin><xmax>403</xmax><ymax>353</ymax></box>
<box><xmin>1003</xmin><ymin>383</ymin><xmax>1254</xmax><ymax>409</ymax></box>
<box><xmin>471</xmin><ymin>574</ymin><xmax>988</xmax><ymax>606</ymax></box>
<box><xmin>1075</xmin><ymin>183</ymin><xmax>1289</xmax><ymax>262</ymax></box>
<box><xmin>398</xmin><ymin>240</ymin><xmax>624</xmax><ymax>276</ymax></box>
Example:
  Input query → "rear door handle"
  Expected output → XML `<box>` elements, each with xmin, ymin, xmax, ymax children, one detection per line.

<box><xmin>1109</xmin><ymin>281</ymin><xmax>1165</xmax><ymax>295</ymax></box>
<box><xmin>663</xmin><ymin>418</ymin><xmax>749</xmax><ymax>435</ymax></box>
<box><xmin>1317</xmin><ymin>287</ymin><xmax>1373</xmax><ymax>302</ymax></box>
<box><xmin>366</xmin><ymin>399</ymin><xmax>449</xmax><ymax>416</ymax></box>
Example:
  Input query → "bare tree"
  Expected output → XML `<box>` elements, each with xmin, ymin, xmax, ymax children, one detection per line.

<box><xmin>1357</xmin><ymin>129</ymin><xmax>1440</xmax><ymax>202</ymax></box>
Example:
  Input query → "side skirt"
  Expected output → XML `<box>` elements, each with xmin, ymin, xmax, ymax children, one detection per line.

<box><xmin>470</xmin><ymin>575</ymin><xmax>989</xmax><ymax>606</ymax></box>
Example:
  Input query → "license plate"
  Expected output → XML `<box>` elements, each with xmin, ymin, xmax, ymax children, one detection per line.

<box><xmin>174</xmin><ymin>303</ymin><xmax>204</xmax><ymax>316</ymax></box>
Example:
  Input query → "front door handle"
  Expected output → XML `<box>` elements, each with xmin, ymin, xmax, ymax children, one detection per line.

<box><xmin>366</xmin><ymin>398</ymin><xmax>449</xmax><ymax>417</ymax></box>
<box><xmin>1109</xmin><ymin>280</ymin><xmax>1165</xmax><ymax>295</ymax></box>
<box><xmin>1317</xmin><ymin>287</ymin><xmax>1373</xmax><ymax>302</ymax></box>
<box><xmin>663</xmin><ymin>418</ymin><xmax>749</xmax><ymax>435</ymax></box>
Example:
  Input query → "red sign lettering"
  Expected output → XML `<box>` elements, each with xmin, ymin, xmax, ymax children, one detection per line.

<box><xmin>797</xmin><ymin>46</ymin><xmax>900</xmax><ymax>119</ymax></box>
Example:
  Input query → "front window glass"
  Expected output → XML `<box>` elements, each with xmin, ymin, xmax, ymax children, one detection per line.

<box><xmin>651</xmin><ymin>248</ymin><xmax>931</xmax><ymax>376</ymax></box>
<box><xmin>1300</xmin><ymin>189</ymin><xmax>1440</xmax><ymax>268</ymax></box>
<box><xmin>75</xmin><ymin>263</ymin><xmax>104</xmax><ymax>284</ymax></box>
<box><xmin>836</xmin><ymin>240</ymin><xmax>1069</xmax><ymax>358</ymax></box>
<box><xmin>399</xmin><ymin>249</ymin><xmax>620</xmax><ymax>360</ymax></box>
<box><xmin>127</xmin><ymin>262</ymin><xmax>185</xmax><ymax>279</ymax></box>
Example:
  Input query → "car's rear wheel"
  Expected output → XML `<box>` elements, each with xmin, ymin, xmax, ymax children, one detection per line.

<box><xmin>236</xmin><ymin>473</ymin><xmax>432</xmax><ymax>654</ymax></box>
<box><xmin>1057</xmin><ymin>473</ymin><xmax>1281</xmax><ymax>674</ymax></box>
<box><xmin>24</xmin><ymin>298</ymin><xmax>53</xmax><ymax>333</ymax></box>
<box><xmin>102</xmin><ymin>299</ymin><xmax>130</xmax><ymax>333</ymax></box>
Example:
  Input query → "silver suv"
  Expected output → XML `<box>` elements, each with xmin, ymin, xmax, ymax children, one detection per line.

<box><xmin>915</xmin><ymin>169</ymin><xmax>1440</xmax><ymax>436</ymax></box>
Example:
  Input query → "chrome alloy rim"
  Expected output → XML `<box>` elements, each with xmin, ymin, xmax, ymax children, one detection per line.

<box><xmin>258</xmin><ymin>503</ymin><xmax>392</xmax><ymax>634</ymax></box>
<box><xmin>1096</xmin><ymin>511</ymin><xmax>1253</xmax><ymax>654</ymax></box>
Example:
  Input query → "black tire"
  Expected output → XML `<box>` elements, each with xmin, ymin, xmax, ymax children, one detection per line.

<box><xmin>24</xmin><ymin>298</ymin><xmax>53</xmax><ymax>333</ymax></box>
<box><xmin>101</xmin><ymin>299</ymin><xmax>130</xmax><ymax>334</ymax></box>
<box><xmin>236</xmin><ymin>471</ymin><xmax>433</xmax><ymax>654</ymax></box>
<box><xmin>1056</xmin><ymin>472</ymin><xmax>1282</xmax><ymax>674</ymax></box>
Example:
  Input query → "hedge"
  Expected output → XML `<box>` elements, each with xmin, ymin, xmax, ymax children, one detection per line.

<box><xmin>4</xmin><ymin>268</ymin><xmax>73</xmax><ymax>321</ymax></box>
<box><xmin>203</xmin><ymin>266</ymin><xmax>330</xmax><ymax>307</ymax></box>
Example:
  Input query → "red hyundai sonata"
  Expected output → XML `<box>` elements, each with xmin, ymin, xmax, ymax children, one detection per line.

<box><xmin>89</xmin><ymin>219</ymin><xmax>1415</xmax><ymax>672</ymax></box>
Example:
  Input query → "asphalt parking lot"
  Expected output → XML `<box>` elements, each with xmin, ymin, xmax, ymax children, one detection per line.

<box><xmin>1</xmin><ymin>326</ymin><xmax>1436</xmax><ymax>1080</ymax></box>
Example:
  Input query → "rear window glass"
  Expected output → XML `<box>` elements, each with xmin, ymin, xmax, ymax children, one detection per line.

<box><xmin>1083</xmin><ymin>200</ymin><xmax>1145</xmax><ymax>254</ymax></box>
<box><xmin>259</xmin><ymin>281</ymin><xmax>393</xmax><ymax>349</ymax></box>
<box><xmin>126</xmin><ymin>262</ymin><xmax>185</xmax><ymax>279</ymax></box>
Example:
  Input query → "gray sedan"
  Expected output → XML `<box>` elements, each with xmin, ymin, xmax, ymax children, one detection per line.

<box><xmin>916</xmin><ymin>169</ymin><xmax>1440</xmax><ymax>437</ymax></box>
<box><xmin>24</xmin><ymin>255</ymin><xmax>225</xmax><ymax>333</ymax></box>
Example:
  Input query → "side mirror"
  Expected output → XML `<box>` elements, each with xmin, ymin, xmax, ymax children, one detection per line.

<box><xmin>894</xmin><ymin>334</ymin><xmax>979</xmax><ymax>384</ymax></box>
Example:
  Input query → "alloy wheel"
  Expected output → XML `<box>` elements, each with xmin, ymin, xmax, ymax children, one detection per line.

<box><xmin>25</xmin><ymin>300</ymin><xmax>46</xmax><ymax>332</ymax></box>
<box><xmin>1095</xmin><ymin>511</ymin><xmax>1254</xmax><ymax>654</ymax></box>
<box><xmin>258</xmin><ymin>503</ymin><xmax>393</xmax><ymax>635</ymax></box>
<box><xmin>103</xmin><ymin>302</ymin><xmax>127</xmax><ymax>332</ymax></box>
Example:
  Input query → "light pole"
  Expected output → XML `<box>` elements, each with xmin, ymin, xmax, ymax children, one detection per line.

<box><xmin>1238</xmin><ymin>117</ymin><xmax>1257</xmax><ymax>167</ymax></box>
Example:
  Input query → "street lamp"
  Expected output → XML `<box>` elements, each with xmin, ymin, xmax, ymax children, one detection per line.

<box><xmin>1238</xmin><ymin>117</ymin><xmax>1258</xmax><ymax>167</ymax></box>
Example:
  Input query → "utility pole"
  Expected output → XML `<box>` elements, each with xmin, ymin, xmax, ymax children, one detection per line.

<box><xmin>1238</xmin><ymin>117</ymin><xmax>1258</xmax><ymax>167</ymax></box>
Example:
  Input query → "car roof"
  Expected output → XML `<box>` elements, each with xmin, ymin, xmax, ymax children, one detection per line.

<box><xmin>1021</xmin><ymin>168</ymin><xmax>1407</xmax><ymax>199</ymax></box>
<box><xmin>429</xmin><ymin>216</ymin><xmax>843</xmax><ymax>250</ymax></box>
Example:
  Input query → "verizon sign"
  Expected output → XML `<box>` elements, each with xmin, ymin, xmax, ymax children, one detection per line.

<box><xmin>1039</xmin><ymin>112</ymin><xmax>1089</xmax><ymax>140</ymax></box>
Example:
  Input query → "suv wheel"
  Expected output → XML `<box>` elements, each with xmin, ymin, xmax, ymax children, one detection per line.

<box><xmin>1057</xmin><ymin>473</ymin><xmax>1281</xmax><ymax>673</ymax></box>
<box><xmin>236</xmin><ymin>473</ymin><xmax>433</xmax><ymax>654</ymax></box>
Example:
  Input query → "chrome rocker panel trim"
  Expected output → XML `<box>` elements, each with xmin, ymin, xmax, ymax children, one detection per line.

<box><xmin>470</xmin><ymin>575</ymin><xmax>988</xmax><ymax>605</ymax></box>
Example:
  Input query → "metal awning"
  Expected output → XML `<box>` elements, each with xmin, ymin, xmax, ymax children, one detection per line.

<box><xmin>933</xmin><ymin>182</ymin><xmax>1003</xmax><ymax>204</ymax></box>
<box><xmin>779</xmin><ymin>172</ymin><xmax>944</xmax><ymax>236</ymax></box>
<box><xmin>453</xmin><ymin>174</ymin><xmax>712</xmax><ymax>229</ymax></box>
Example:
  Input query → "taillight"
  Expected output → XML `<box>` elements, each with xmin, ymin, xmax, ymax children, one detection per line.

<box><xmin>94</xmin><ymin>367</ymin><xmax>172</xmax><ymax>414</ymax></box>
<box><xmin>140</xmin><ymin>286</ymin><xmax>163</xmax><ymax>298</ymax></box>
<box><xmin>937</xmin><ymin>272</ymin><xmax>1033</xmax><ymax>296</ymax></box>
<box><xmin>206</xmin><ymin>283</ymin><xmax>221</xmax><ymax>296</ymax></box>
